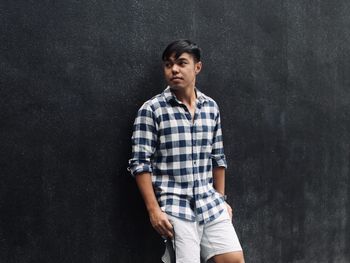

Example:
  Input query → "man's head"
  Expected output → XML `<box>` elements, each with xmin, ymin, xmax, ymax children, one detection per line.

<box><xmin>162</xmin><ymin>39</ymin><xmax>202</xmax><ymax>91</ymax></box>
<box><xmin>162</xmin><ymin>39</ymin><xmax>201</xmax><ymax>63</ymax></box>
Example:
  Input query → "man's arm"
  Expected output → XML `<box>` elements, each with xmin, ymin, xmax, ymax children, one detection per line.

<box><xmin>213</xmin><ymin>167</ymin><xmax>233</xmax><ymax>219</ymax></box>
<box><xmin>210</xmin><ymin>104</ymin><xmax>233</xmax><ymax>218</ymax></box>
<box><xmin>135</xmin><ymin>172</ymin><xmax>173</xmax><ymax>238</ymax></box>
<box><xmin>213</xmin><ymin>166</ymin><xmax>225</xmax><ymax>195</ymax></box>
<box><xmin>128</xmin><ymin>104</ymin><xmax>173</xmax><ymax>238</ymax></box>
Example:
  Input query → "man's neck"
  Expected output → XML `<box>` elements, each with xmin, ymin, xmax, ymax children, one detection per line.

<box><xmin>171</xmin><ymin>86</ymin><xmax>197</xmax><ymax>106</ymax></box>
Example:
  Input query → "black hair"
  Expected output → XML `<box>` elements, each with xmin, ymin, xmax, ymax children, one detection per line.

<box><xmin>162</xmin><ymin>39</ymin><xmax>201</xmax><ymax>62</ymax></box>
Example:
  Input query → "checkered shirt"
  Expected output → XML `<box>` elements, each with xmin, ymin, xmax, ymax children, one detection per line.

<box><xmin>128</xmin><ymin>86</ymin><xmax>227</xmax><ymax>224</ymax></box>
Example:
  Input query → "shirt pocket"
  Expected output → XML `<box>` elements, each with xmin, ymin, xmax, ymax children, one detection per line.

<box><xmin>195</xmin><ymin>122</ymin><xmax>214</xmax><ymax>148</ymax></box>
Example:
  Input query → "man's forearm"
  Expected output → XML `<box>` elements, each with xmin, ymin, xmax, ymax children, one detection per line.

<box><xmin>213</xmin><ymin>167</ymin><xmax>234</xmax><ymax>218</ymax></box>
<box><xmin>213</xmin><ymin>167</ymin><xmax>226</xmax><ymax>195</ymax></box>
<box><xmin>135</xmin><ymin>172</ymin><xmax>161</xmax><ymax>213</ymax></box>
<box><xmin>135</xmin><ymin>172</ymin><xmax>174</xmax><ymax>238</ymax></box>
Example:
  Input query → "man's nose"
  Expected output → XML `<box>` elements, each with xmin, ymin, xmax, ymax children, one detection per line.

<box><xmin>171</xmin><ymin>64</ymin><xmax>179</xmax><ymax>73</ymax></box>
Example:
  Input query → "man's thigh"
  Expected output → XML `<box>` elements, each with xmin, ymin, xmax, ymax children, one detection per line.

<box><xmin>166</xmin><ymin>214</ymin><xmax>202</xmax><ymax>263</ymax></box>
<box><xmin>200</xmin><ymin>208</ymin><xmax>243</xmax><ymax>262</ymax></box>
<box><xmin>210</xmin><ymin>251</ymin><xmax>245</xmax><ymax>263</ymax></box>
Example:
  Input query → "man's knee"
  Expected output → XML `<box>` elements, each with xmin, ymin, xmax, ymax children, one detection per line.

<box><xmin>211</xmin><ymin>251</ymin><xmax>245</xmax><ymax>263</ymax></box>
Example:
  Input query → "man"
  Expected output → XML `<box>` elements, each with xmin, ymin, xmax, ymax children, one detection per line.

<box><xmin>128</xmin><ymin>39</ymin><xmax>244</xmax><ymax>263</ymax></box>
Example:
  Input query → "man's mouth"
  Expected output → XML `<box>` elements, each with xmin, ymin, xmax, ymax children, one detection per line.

<box><xmin>171</xmin><ymin>77</ymin><xmax>182</xmax><ymax>81</ymax></box>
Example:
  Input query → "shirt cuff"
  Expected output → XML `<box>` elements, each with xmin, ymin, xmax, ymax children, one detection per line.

<box><xmin>211</xmin><ymin>154</ymin><xmax>228</xmax><ymax>168</ymax></box>
<box><xmin>128</xmin><ymin>162</ymin><xmax>153</xmax><ymax>177</ymax></box>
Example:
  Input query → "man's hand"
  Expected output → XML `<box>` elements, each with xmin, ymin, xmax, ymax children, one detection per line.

<box><xmin>149</xmin><ymin>208</ymin><xmax>174</xmax><ymax>239</ymax></box>
<box><xmin>135</xmin><ymin>173</ymin><xmax>173</xmax><ymax>238</ymax></box>
<box><xmin>225</xmin><ymin>202</ymin><xmax>233</xmax><ymax>220</ymax></box>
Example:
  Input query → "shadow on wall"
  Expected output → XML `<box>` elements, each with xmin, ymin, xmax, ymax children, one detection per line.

<box><xmin>112</xmin><ymin>59</ymin><xmax>165</xmax><ymax>263</ymax></box>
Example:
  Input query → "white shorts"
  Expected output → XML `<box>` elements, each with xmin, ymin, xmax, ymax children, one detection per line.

<box><xmin>162</xmin><ymin>206</ymin><xmax>242</xmax><ymax>263</ymax></box>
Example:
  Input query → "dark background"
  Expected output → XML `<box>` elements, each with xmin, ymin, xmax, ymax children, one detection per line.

<box><xmin>1</xmin><ymin>0</ymin><xmax>349</xmax><ymax>262</ymax></box>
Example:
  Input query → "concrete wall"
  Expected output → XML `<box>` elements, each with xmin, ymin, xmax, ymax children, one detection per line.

<box><xmin>1</xmin><ymin>1</ymin><xmax>349</xmax><ymax>262</ymax></box>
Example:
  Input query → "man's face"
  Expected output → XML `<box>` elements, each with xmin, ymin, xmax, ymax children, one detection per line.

<box><xmin>163</xmin><ymin>52</ymin><xmax>202</xmax><ymax>91</ymax></box>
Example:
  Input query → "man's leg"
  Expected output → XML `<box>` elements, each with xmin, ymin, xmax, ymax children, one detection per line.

<box><xmin>166</xmin><ymin>214</ymin><xmax>202</xmax><ymax>263</ymax></box>
<box><xmin>201</xmin><ymin>207</ymin><xmax>244</xmax><ymax>263</ymax></box>
<box><xmin>211</xmin><ymin>251</ymin><xmax>245</xmax><ymax>263</ymax></box>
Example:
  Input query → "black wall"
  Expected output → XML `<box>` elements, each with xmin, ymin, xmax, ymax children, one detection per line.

<box><xmin>1</xmin><ymin>1</ymin><xmax>349</xmax><ymax>262</ymax></box>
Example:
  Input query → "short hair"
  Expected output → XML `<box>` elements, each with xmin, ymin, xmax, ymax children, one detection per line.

<box><xmin>162</xmin><ymin>39</ymin><xmax>201</xmax><ymax>62</ymax></box>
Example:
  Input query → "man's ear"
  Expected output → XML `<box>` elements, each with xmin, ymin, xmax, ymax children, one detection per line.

<box><xmin>195</xmin><ymin>61</ymin><xmax>202</xmax><ymax>75</ymax></box>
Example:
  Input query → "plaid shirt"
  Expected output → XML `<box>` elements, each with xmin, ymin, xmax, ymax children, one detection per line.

<box><xmin>128</xmin><ymin>86</ymin><xmax>227</xmax><ymax>224</ymax></box>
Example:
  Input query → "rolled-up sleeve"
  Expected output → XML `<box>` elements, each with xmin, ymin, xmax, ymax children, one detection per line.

<box><xmin>128</xmin><ymin>103</ymin><xmax>158</xmax><ymax>177</ymax></box>
<box><xmin>211</xmin><ymin>108</ymin><xmax>227</xmax><ymax>168</ymax></box>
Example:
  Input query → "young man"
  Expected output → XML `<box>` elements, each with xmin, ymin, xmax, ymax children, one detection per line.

<box><xmin>128</xmin><ymin>39</ymin><xmax>244</xmax><ymax>263</ymax></box>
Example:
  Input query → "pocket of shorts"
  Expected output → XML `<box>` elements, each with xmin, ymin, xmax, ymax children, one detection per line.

<box><xmin>221</xmin><ymin>205</ymin><xmax>232</xmax><ymax>221</ymax></box>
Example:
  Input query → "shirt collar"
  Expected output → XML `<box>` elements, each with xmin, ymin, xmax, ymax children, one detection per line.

<box><xmin>163</xmin><ymin>86</ymin><xmax>208</xmax><ymax>105</ymax></box>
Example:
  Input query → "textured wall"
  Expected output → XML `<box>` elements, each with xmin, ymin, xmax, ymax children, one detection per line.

<box><xmin>1</xmin><ymin>0</ymin><xmax>349</xmax><ymax>262</ymax></box>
